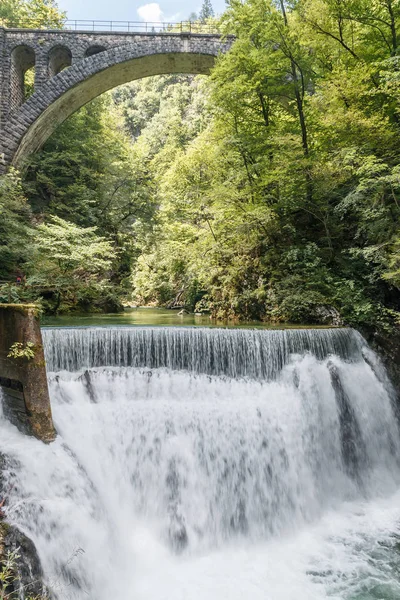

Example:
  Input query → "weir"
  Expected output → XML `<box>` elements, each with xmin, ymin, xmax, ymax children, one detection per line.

<box><xmin>1</xmin><ymin>324</ymin><xmax>400</xmax><ymax>599</ymax></box>
<box><xmin>42</xmin><ymin>325</ymin><xmax>363</xmax><ymax>377</ymax></box>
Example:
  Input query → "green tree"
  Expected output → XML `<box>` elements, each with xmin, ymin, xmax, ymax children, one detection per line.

<box><xmin>0</xmin><ymin>0</ymin><xmax>65</xmax><ymax>27</ymax></box>
<box><xmin>26</xmin><ymin>216</ymin><xmax>115</xmax><ymax>313</ymax></box>
<box><xmin>128</xmin><ymin>0</ymin><xmax>400</xmax><ymax>327</ymax></box>
<box><xmin>0</xmin><ymin>170</ymin><xmax>32</xmax><ymax>280</ymax></box>
<box><xmin>199</xmin><ymin>0</ymin><xmax>214</xmax><ymax>22</ymax></box>
<box><xmin>25</xmin><ymin>94</ymin><xmax>158</xmax><ymax>306</ymax></box>
<box><xmin>7</xmin><ymin>0</ymin><xmax>400</xmax><ymax>328</ymax></box>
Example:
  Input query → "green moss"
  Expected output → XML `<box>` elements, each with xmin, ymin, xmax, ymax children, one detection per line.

<box><xmin>32</xmin><ymin>412</ymin><xmax>56</xmax><ymax>444</ymax></box>
<box><xmin>34</xmin><ymin>360</ymin><xmax>47</xmax><ymax>368</ymax></box>
<box><xmin>0</xmin><ymin>304</ymin><xmax>41</xmax><ymax>318</ymax></box>
<box><xmin>0</xmin><ymin>304</ymin><xmax>38</xmax><ymax>309</ymax></box>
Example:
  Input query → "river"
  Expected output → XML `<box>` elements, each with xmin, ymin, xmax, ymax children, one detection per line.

<box><xmin>41</xmin><ymin>306</ymin><xmax>311</xmax><ymax>328</ymax></box>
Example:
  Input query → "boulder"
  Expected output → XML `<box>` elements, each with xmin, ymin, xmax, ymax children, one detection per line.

<box><xmin>0</xmin><ymin>523</ymin><xmax>46</xmax><ymax>599</ymax></box>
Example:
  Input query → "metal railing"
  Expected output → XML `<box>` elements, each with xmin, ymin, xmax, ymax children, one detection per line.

<box><xmin>2</xmin><ymin>19</ymin><xmax>221</xmax><ymax>34</ymax></box>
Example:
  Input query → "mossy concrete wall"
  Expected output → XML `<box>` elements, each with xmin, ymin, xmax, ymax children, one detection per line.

<box><xmin>0</xmin><ymin>304</ymin><xmax>55</xmax><ymax>442</ymax></box>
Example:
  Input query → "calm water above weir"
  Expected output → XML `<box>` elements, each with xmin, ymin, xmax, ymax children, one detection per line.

<box><xmin>1</xmin><ymin>325</ymin><xmax>400</xmax><ymax>600</ymax></box>
<box><xmin>41</xmin><ymin>306</ymin><xmax>323</xmax><ymax>329</ymax></box>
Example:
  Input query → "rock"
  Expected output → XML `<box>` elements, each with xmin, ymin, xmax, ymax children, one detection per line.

<box><xmin>359</xmin><ymin>326</ymin><xmax>400</xmax><ymax>398</ymax></box>
<box><xmin>0</xmin><ymin>524</ymin><xmax>47</xmax><ymax>599</ymax></box>
<box><xmin>0</xmin><ymin>453</ymin><xmax>5</xmax><ymax>495</ymax></box>
<box><xmin>0</xmin><ymin>453</ymin><xmax>46</xmax><ymax>599</ymax></box>
<box><xmin>311</xmin><ymin>305</ymin><xmax>343</xmax><ymax>327</ymax></box>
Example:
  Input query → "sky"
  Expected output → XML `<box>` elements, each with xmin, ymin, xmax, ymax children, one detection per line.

<box><xmin>56</xmin><ymin>0</ymin><xmax>226</xmax><ymax>24</ymax></box>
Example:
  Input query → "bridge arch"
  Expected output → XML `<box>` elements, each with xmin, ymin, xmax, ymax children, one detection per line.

<box><xmin>0</xmin><ymin>35</ymin><xmax>231</xmax><ymax>172</ymax></box>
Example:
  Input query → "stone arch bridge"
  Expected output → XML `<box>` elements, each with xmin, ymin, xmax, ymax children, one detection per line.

<box><xmin>0</xmin><ymin>26</ymin><xmax>233</xmax><ymax>174</ymax></box>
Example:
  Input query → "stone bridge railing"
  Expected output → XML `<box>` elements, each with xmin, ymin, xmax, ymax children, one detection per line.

<box><xmin>4</xmin><ymin>19</ymin><xmax>221</xmax><ymax>34</ymax></box>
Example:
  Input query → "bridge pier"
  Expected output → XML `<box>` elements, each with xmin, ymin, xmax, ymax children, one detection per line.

<box><xmin>0</xmin><ymin>304</ymin><xmax>56</xmax><ymax>443</ymax></box>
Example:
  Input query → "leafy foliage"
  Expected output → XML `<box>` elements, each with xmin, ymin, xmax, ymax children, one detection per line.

<box><xmin>0</xmin><ymin>549</ymin><xmax>48</xmax><ymax>600</ymax></box>
<box><xmin>199</xmin><ymin>0</ymin><xmax>215</xmax><ymax>21</ymax></box>
<box><xmin>25</xmin><ymin>216</ymin><xmax>116</xmax><ymax>313</ymax></box>
<box><xmin>0</xmin><ymin>0</ymin><xmax>65</xmax><ymax>27</ymax></box>
<box><xmin>1</xmin><ymin>0</ymin><xmax>399</xmax><ymax>328</ymax></box>
<box><xmin>7</xmin><ymin>342</ymin><xmax>35</xmax><ymax>360</ymax></box>
<box><xmin>0</xmin><ymin>171</ymin><xmax>32</xmax><ymax>281</ymax></box>
<box><xmin>123</xmin><ymin>0</ymin><xmax>400</xmax><ymax>327</ymax></box>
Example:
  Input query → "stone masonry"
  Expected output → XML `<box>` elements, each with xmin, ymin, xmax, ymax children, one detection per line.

<box><xmin>0</xmin><ymin>27</ymin><xmax>233</xmax><ymax>173</ymax></box>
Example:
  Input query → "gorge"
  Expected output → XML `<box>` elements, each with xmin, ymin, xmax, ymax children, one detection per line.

<box><xmin>1</xmin><ymin>0</ymin><xmax>400</xmax><ymax>596</ymax></box>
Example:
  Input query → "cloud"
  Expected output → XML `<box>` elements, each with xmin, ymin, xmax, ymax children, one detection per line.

<box><xmin>137</xmin><ymin>3</ymin><xmax>164</xmax><ymax>22</ymax></box>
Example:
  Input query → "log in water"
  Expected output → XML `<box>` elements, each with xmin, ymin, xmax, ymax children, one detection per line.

<box><xmin>1</xmin><ymin>326</ymin><xmax>400</xmax><ymax>599</ymax></box>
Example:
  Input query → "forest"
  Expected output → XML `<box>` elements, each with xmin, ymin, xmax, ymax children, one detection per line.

<box><xmin>1</xmin><ymin>0</ymin><xmax>400</xmax><ymax>331</ymax></box>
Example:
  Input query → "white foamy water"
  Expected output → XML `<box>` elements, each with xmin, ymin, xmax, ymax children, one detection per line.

<box><xmin>1</xmin><ymin>327</ymin><xmax>400</xmax><ymax>599</ymax></box>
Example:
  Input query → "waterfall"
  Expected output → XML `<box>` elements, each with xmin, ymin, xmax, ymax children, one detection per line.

<box><xmin>41</xmin><ymin>326</ymin><xmax>362</xmax><ymax>376</ymax></box>
<box><xmin>1</xmin><ymin>326</ymin><xmax>400</xmax><ymax>600</ymax></box>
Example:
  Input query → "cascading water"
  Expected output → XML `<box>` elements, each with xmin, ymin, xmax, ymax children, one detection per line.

<box><xmin>1</xmin><ymin>326</ymin><xmax>400</xmax><ymax>600</ymax></box>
